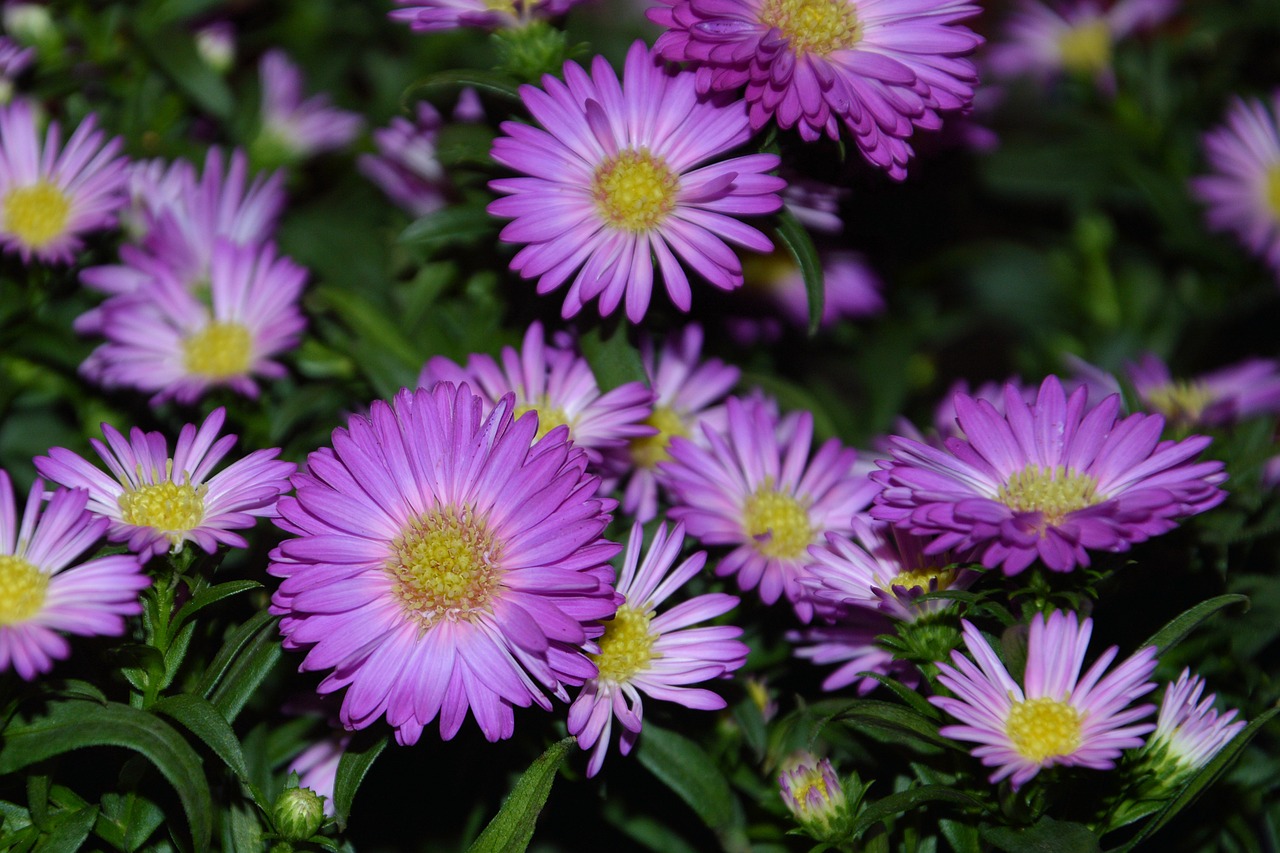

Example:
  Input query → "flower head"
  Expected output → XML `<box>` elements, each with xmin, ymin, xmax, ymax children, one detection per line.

<box><xmin>358</xmin><ymin>101</ymin><xmax>449</xmax><ymax>217</ymax></box>
<box><xmin>789</xmin><ymin>612</ymin><xmax>914</xmax><ymax>693</ymax></box>
<box><xmin>662</xmin><ymin>395</ymin><xmax>876</xmax><ymax>618</ymax></box>
<box><xmin>779</xmin><ymin>754</ymin><xmax>851</xmax><ymax>841</ymax></box>
<box><xmin>488</xmin><ymin>41</ymin><xmax>785</xmax><ymax>322</ymax></box>
<box><xmin>931</xmin><ymin>610</ymin><xmax>1159</xmax><ymax>788</ymax></box>
<box><xmin>269</xmin><ymin>383</ymin><xmax>622</xmax><ymax>744</ymax></box>
<box><xmin>733</xmin><ymin>248</ymin><xmax>883</xmax><ymax>342</ymax></box>
<box><xmin>1141</xmin><ymin>669</ymin><xmax>1246</xmax><ymax>784</ymax></box>
<box><xmin>872</xmin><ymin>375</ymin><xmax>1227</xmax><ymax>576</ymax></box>
<box><xmin>1127</xmin><ymin>353</ymin><xmax>1280</xmax><ymax>429</ymax></box>
<box><xmin>255</xmin><ymin>50</ymin><xmax>363</xmax><ymax>164</ymax></box>
<box><xmin>568</xmin><ymin>521</ymin><xmax>747</xmax><ymax>776</ymax></box>
<box><xmin>649</xmin><ymin>0</ymin><xmax>982</xmax><ymax>179</ymax></box>
<box><xmin>0</xmin><ymin>99</ymin><xmax>127</xmax><ymax>263</ymax></box>
<box><xmin>389</xmin><ymin>0</ymin><xmax>583</xmax><ymax>31</ymax></box>
<box><xmin>35</xmin><ymin>407</ymin><xmax>295</xmax><ymax>558</ymax></box>
<box><xmin>0</xmin><ymin>471</ymin><xmax>147</xmax><ymax>679</ymax></box>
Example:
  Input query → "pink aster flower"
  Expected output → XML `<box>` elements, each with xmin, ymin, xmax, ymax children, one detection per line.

<box><xmin>1191</xmin><ymin>91</ymin><xmax>1280</xmax><ymax>279</ymax></box>
<box><xmin>788</xmin><ymin>612</ymin><xmax>912</xmax><ymax>693</ymax></box>
<box><xmin>662</xmin><ymin>395</ymin><xmax>877</xmax><ymax>619</ymax></box>
<box><xmin>389</xmin><ymin>0</ymin><xmax>583</xmax><ymax>31</ymax></box>
<box><xmin>288</xmin><ymin>731</ymin><xmax>351</xmax><ymax>816</ymax></box>
<box><xmin>872</xmin><ymin>375</ymin><xmax>1227</xmax><ymax>576</ymax></box>
<box><xmin>488</xmin><ymin>41</ymin><xmax>785</xmax><ymax>322</ymax></box>
<box><xmin>732</xmin><ymin>249</ymin><xmax>884</xmax><ymax>343</ymax></box>
<box><xmin>931</xmin><ymin>610</ymin><xmax>1159</xmax><ymax>788</ymax></box>
<box><xmin>255</xmin><ymin>50</ymin><xmax>363</xmax><ymax>163</ymax></box>
<box><xmin>81</xmin><ymin>240</ymin><xmax>307</xmax><ymax>405</ymax></box>
<box><xmin>34</xmin><ymin>407</ymin><xmax>295</xmax><ymax>559</ymax></box>
<box><xmin>358</xmin><ymin>101</ymin><xmax>449</xmax><ymax>218</ymax></box>
<box><xmin>569</xmin><ymin>521</ymin><xmax>747</xmax><ymax>776</ymax></box>
<box><xmin>649</xmin><ymin>0</ymin><xmax>982</xmax><ymax>179</ymax></box>
<box><xmin>1141</xmin><ymin>669</ymin><xmax>1246</xmax><ymax>783</ymax></box>
<box><xmin>0</xmin><ymin>99</ymin><xmax>127</xmax><ymax>263</ymax></box>
<box><xmin>269</xmin><ymin>383</ymin><xmax>622</xmax><ymax>744</ymax></box>
<box><xmin>1126</xmin><ymin>352</ymin><xmax>1280</xmax><ymax>429</ymax></box>
<box><xmin>0</xmin><ymin>471</ymin><xmax>147</xmax><ymax>680</ymax></box>
<box><xmin>419</xmin><ymin>321</ymin><xmax>654</xmax><ymax>466</ymax></box>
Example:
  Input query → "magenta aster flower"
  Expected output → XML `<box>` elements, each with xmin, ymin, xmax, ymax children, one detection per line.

<box><xmin>1190</xmin><ymin>91</ymin><xmax>1280</xmax><ymax>278</ymax></box>
<box><xmin>931</xmin><ymin>610</ymin><xmax>1159</xmax><ymax>788</ymax></box>
<box><xmin>779</xmin><ymin>754</ymin><xmax>850</xmax><ymax>839</ymax></box>
<box><xmin>269</xmin><ymin>384</ymin><xmax>622</xmax><ymax>744</ymax></box>
<box><xmin>872</xmin><ymin>375</ymin><xmax>1228</xmax><ymax>576</ymax></box>
<box><xmin>649</xmin><ymin>0</ymin><xmax>982</xmax><ymax>179</ymax></box>
<box><xmin>788</xmin><ymin>613</ymin><xmax>911</xmax><ymax>693</ymax></box>
<box><xmin>488</xmin><ymin>41</ymin><xmax>785</xmax><ymax>322</ymax></box>
<box><xmin>0</xmin><ymin>471</ymin><xmax>147</xmax><ymax>680</ymax></box>
<box><xmin>568</xmin><ymin>521</ymin><xmax>747</xmax><ymax>776</ymax></box>
<box><xmin>34</xmin><ymin>407</ymin><xmax>295</xmax><ymax>559</ymax></box>
<box><xmin>0</xmin><ymin>99</ymin><xmax>127</xmax><ymax>263</ymax></box>
<box><xmin>255</xmin><ymin>50</ymin><xmax>363</xmax><ymax>163</ymax></box>
<box><xmin>1142</xmin><ymin>669</ymin><xmax>1245</xmax><ymax>782</ymax></box>
<box><xmin>733</xmin><ymin>248</ymin><xmax>883</xmax><ymax>343</ymax></box>
<box><xmin>389</xmin><ymin>0</ymin><xmax>583</xmax><ymax>31</ymax></box>
<box><xmin>358</xmin><ymin>101</ymin><xmax>449</xmax><ymax>218</ymax></box>
<box><xmin>662</xmin><ymin>395</ymin><xmax>876</xmax><ymax>618</ymax></box>
<box><xmin>1127</xmin><ymin>353</ymin><xmax>1280</xmax><ymax>429</ymax></box>
<box><xmin>419</xmin><ymin>321</ymin><xmax>654</xmax><ymax>465</ymax></box>
<box><xmin>288</xmin><ymin>731</ymin><xmax>350</xmax><ymax>816</ymax></box>
<box><xmin>81</xmin><ymin>240</ymin><xmax>307</xmax><ymax>405</ymax></box>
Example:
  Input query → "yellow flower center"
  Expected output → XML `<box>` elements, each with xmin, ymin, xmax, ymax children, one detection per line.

<box><xmin>483</xmin><ymin>0</ymin><xmax>516</xmax><ymax>11</ymax></box>
<box><xmin>759</xmin><ymin>0</ymin><xmax>861</xmax><ymax>57</ymax></box>
<box><xmin>1058</xmin><ymin>19</ymin><xmax>1112</xmax><ymax>75</ymax></box>
<box><xmin>0</xmin><ymin>554</ymin><xmax>49</xmax><ymax>625</ymax></box>
<box><xmin>118</xmin><ymin>479</ymin><xmax>207</xmax><ymax>548</ymax></box>
<box><xmin>1005</xmin><ymin>696</ymin><xmax>1083</xmax><ymax>764</ymax></box>
<box><xmin>1143</xmin><ymin>381</ymin><xmax>1214</xmax><ymax>424</ymax></box>
<box><xmin>743</xmin><ymin>249</ymin><xmax>800</xmax><ymax>294</ymax></box>
<box><xmin>592</xmin><ymin>149</ymin><xmax>678</xmax><ymax>233</ymax></box>
<box><xmin>514</xmin><ymin>398</ymin><xmax>572</xmax><ymax>440</ymax></box>
<box><xmin>885</xmin><ymin>566</ymin><xmax>957</xmax><ymax>593</ymax></box>
<box><xmin>183</xmin><ymin>321</ymin><xmax>254</xmax><ymax>380</ymax></box>
<box><xmin>2</xmin><ymin>182</ymin><xmax>72</xmax><ymax>250</ymax></box>
<box><xmin>1264</xmin><ymin>163</ymin><xmax>1280</xmax><ymax>221</ymax></box>
<box><xmin>629</xmin><ymin>406</ymin><xmax>688</xmax><ymax>469</ymax></box>
<box><xmin>743</xmin><ymin>482</ymin><xmax>813</xmax><ymax>560</ymax></box>
<box><xmin>387</xmin><ymin>506</ymin><xmax>501</xmax><ymax>628</ymax></box>
<box><xmin>996</xmin><ymin>464</ymin><xmax>1102</xmax><ymax>528</ymax></box>
<box><xmin>591</xmin><ymin>604</ymin><xmax>659</xmax><ymax>683</ymax></box>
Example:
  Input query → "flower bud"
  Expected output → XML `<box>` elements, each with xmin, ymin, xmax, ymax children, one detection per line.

<box><xmin>778</xmin><ymin>753</ymin><xmax>850</xmax><ymax>842</ymax></box>
<box><xmin>272</xmin><ymin>785</ymin><xmax>326</xmax><ymax>842</ymax></box>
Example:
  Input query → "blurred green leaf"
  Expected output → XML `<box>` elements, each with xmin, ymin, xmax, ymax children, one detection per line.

<box><xmin>398</xmin><ymin>203</ymin><xmax>499</xmax><ymax>254</ymax></box>
<box><xmin>774</xmin><ymin>208</ymin><xmax>824</xmax><ymax>336</ymax></box>
<box><xmin>579</xmin><ymin>324</ymin><xmax>646</xmax><ymax>391</ymax></box>
<box><xmin>172</xmin><ymin>580</ymin><xmax>262</xmax><ymax>632</ymax></box>
<box><xmin>404</xmin><ymin>70</ymin><xmax>524</xmax><ymax>107</ymax></box>
<box><xmin>636</xmin><ymin>723</ymin><xmax>749</xmax><ymax>853</ymax></box>
<box><xmin>151</xmin><ymin>694</ymin><xmax>259</xmax><ymax>801</ymax></box>
<box><xmin>466</xmin><ymin>737</ymin><xmax>574</xmax><ymax>853</ymax></box>
<box><xmin>984</xmin><ymin>816</ymin><xmax>1101</xmax><ymax>852</ymax></box>
<box><xmin>851</xmin><ymin>785</ymin><xmax>984</xmax><ymax>839</ymax></box>
<box><xmin>133</xmin><ymin>23</ymin><xmax>233</xmax><ymax>120</ymax></box>
<box><xmin>1141</xmin><ymin>594</ymin><xmax>1250</xmax><ymax>652</ymax></box>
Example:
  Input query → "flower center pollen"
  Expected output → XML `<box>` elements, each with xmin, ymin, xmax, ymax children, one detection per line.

<box><xmin>388</xmin><ymin>507</ymin><xmax>500</xmax><ymax>627</ymax></box>
<box><xmin>593</xmin><ymin>149</ymin><xmax>678</xmax><ymax>233</ymax></box>
<box><xmin>744</xmin><ymin>483</ymin><xmax>813</xmax><ymax>560</ymax></box>
<box><xmin>0</xmin><ymin>554</ymin><xmax>49</xmax><ymax>625</ymax></box>
<box><xmin>1058</xmin><ymin>19</ymin><xmax>1112</xmax><ymax>74</ymax></box>
<box><xmin>3</xmin><ymin>182</ymin><xmax>72</xmax><ymax>249</ymax></box>
<box><xmin>118</xmin><ymin>479</ymin><xmax>207</xmax><ymax>547</ymax></box>
<box><xmin>1006</xmin><ymin>696</ymin><xmax>1083</xmax><ymax>764</ymax></box>
<box><xmin>515</xmin><ymin>398</ymin><xmax>572</xmax><ymax>440</ymax></box>
<box><xmin>1143</xmin><ymin>381</ymin><xmax>1214</xmax><ymax>425</ymax></box>
<box><xmin>629</xmin><ymin>406</ymin><xmax>688</xmax><ymax>469</ymax></box>
<box><xmin>1265</xmin><ymin>164</ymin><xmax>1280</xmax><ymax>221</ymax></box>
<box><xmin>591</xmin><ymin>604</ymin><xmax>658</xmax><ymax>683</ymax></box>
<box><xmin>759</xmin><ymin>0</ymin><xmax>861</xmax><ymax>57</ymax></box>
<box><xmin>996</xmin><ymin>464</ymin><xmax>1101</xmax><ymax>528</ymax></box>
<box><xmin>183</xmin><ymin>321</ymin><xmax>254</xmax><ymax>380</ymax></box>
<box><xmin>886</xmin><ymin>566</ymin><xmax>957</xmax><ymax>593</ymax></box>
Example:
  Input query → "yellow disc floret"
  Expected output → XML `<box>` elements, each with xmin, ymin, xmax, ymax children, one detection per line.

<box><xmin>388</xmin><ymin>506</ymin><xmax>501</xmax><ymax>627</ymax></box>
<box><xmin>1058</xmin><ymin>19</ymin><xmax>1112</xmax><ymax>75</ymax></box>
<box><xmin>3</xmin><ymin>182</ymin><xmax>72</xmax><ymax>250</ymax></box>
<box><xmin>743</xmin><ymin>482</ymin><xmax>813</xmax><ymax>560</ymax></box>
<box><xmin>118</xmin><ymin>477</ymin><xmax>207</xmax><ymax>548</ymax></box>
<box><xmin>1142</xmin><ymin>381</ymin><xmax>1214</xmax><ymax>425</ymax></box>
<box><xmin>183</xmin><ymin>321</ymin><xmax>254</xmax><ymax>380</ymax></box>
<box><xmin>591</xmin><ymin>604</ymin><xmax>658</xmax><ymax>683</ymax></box>
<box><xmin>1005</xmin><ymin>696</ymin><xmax>1084</xmax><ymax>764</ymax></box>
<box><xmin>886</xmin><ymin>565</ymin><xmax>958</xmax><ymax>593</ymax></box>
<box><xmin>996</xmin><ymin>464</ymin><xmax>1102</xmax><ymax>528</ymax></box>
<box><xmin>593</xmin><ymin>149</ymin><xmax>678</xmax><ymax>233</ymax></box>
<box><xmin>1265</xmin><ymin>163</ymin><xmax>1280</xmax><ymax>221</ymax></box>
<box><xmin>628</xmin><ymin>406</ymin><xmax>688</xmax><ymax>469</ymax></box>
<box><xmin>759</xmin><ymin>0</ymin><xmax>861</xmax><ymax>57</ymax></box>
<box><xmin>515</xmin><ymin>398</ymin><xmax>572</xmax><ymax>440</ymax></box>
<box><xmin>0</xmin><ymin>554</ymin><xmax>49</xmax><ymax>625</ymax></box>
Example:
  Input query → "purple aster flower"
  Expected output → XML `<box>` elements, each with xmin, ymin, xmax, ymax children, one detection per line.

<box><xmin>649</xmin><ymin>0</ymin><xmax>982</xmax><ymax>179</ymax></box>
<box><xmin>0</xmin><ymin>99</ymin><xmax>127</xmax><ymax>263</ymax></box>
<box><xmin>255</xmin><ymin>50</ymin><xmax>363</xmax><ymax>163</ymax></box>
<box><xmin>781</xmin><ymin>176</ymin><xmax>848</xmax><ymax>235</ymax></box>
<box><xmin>986</xmin><ymin>0</ymin><xmax>1177</xmax><ymax>92</ymax></box>
<box><xmin>488</xmin><ymin>41</ymin><xmax>785</xmax><ymax>322</ymax></box>
<box><xmin>419</xmin><ymin>321</ymin><xmax>654</xmax><ymax>466</ymax></box>
<box><xmin>0</xmin><ymin>471</ymin><xmax>147</xmax><ymax>680</ymax></box>
<box><xmin>1190</xmin><ymin>91</ymin><xmax>1280</xmax><ymax>278</ymax></box>
<box><xmin>733</xmin><ymin>249</ymin><xmax>884</xmax><ymax>342</ymax></box>
<box><xmin>389</xmin><ymin>0</ymin><xmax>583</xmax><ymax>31</ymax></box>
<box><xmin>35</xmin><ymin>407</ymin><xmax>295</xmax><ymax>559</ymax></box>
<box><xmin>1141</xmin><ymin>669</ymin><xmax>1246</xmax><ymax>783</ymax></box>
<box><xmin>662</xmin><ymin>395</ymin><xmax>877</xmax><ymax>619</ymax></box>
<box><xmin>931</xmin><ymin>610</ymin><xmax>1159</xmax><ymax>788</ymax></box>
<box><xmin>81</xmin><ymin>240</ymin><xmax>307</xmax><ymax>405</ymax></box>
<box><xmin>288</xmin><ymin>731</ymin><xmax>350</xmax><ymax>816</ymax></box>
<box><xmin>568</xmin><ymin>521</ymin><xmax>747</xmax><ymax>776</ymax></box>
<box><xmin>608</xmin><ymin>325</ymin><xmax>740</xmax><ymax>522</ymax></box>
<box><xmin>0</xmin><ymin>35</ymin><xmax>33</xmax><ymax>90</ymax></box>
<box><xmin>1127</xmin><ymin>352</ymin><xmax>1280</xmax><ymax>429</ymax></box>
<box><xmin>931</xmin><ymin>377</ymin><xmax>1041</xmax><ymax>441</ymax></box>
<box><xmin>779</xmin><ymin>754</ymin><xmax>850</xmax><ymax>840</ymax></box>
<box><xmin>872</xmin><ymin>375</ymin><xmax>1228</xmax><ymax>576</ymax></box>
<box><xmin>269</xmin><ymin>383</ymin><xmax>622</xmax><ymax>744</ymax></box>
<box><xmin>358</xmin><ymin>101</ymin><xmax>449</xmax><ymax>218</ymax></box>
<box><xmin>788</xmin><ymin>612</ymin><xmax>912</xmax><ymax>693</ymax></box>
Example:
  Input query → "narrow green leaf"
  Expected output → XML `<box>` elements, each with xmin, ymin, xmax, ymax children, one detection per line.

<box><xmin>34</xmin><ymin>804</ymin><xmax>98</xmax><ymax>853</ymax></box>
<box><xmin>332</xmin><ymin>733</ymin><xmax>389</xmax><ymax>831</ymax></box>
<box><xmin>579</xmin><ymin>324</ymin><xmax>646</xmax><ymax>391</ymax></box>
<box><xmin>436</xmin><ymin>123</ymin><xmax>499</xmax><ymax>169</ymax></box>
<box><xmin>98</xmin><ymin>789</ymin><xmax>165</xmax><ymax>853</ymax></box>
<box><xmin>196</xmin><ymin>609</ymin><xmax>278</xmax><ymax>699</ymax></box>
<box><xmin>172</xmin><ymin>580</ymin><xmax>262</xmax><ymax>631</ymax></box>
<box><xmin>1140</xmin><ymin>594</ymin><xmax>1250</xmax><ymax>652</ymax></box>
<box><xmin>0</xmin><ymin>700</ymin><xmax>212</xmax><ymax>851</ymax></box>
<box><xmin>855</xmin><ymin>673</ymin><xmax>943</xmax><ymax>722</ymax></box>
<box><xmin>133</xmin><ymin>24</ymin><xmax>234</xmax><ymax>119</ymax></box>
<box><xmin>160</xmin><ymin>622</ymin><xmax>196</xmax><ymax>693</ymax></box>
<box><xmin>151</xmin><ymin>694</ymin><xmax>259</xmax><ymax>801</ymax></box>
<box><xmin>837</xmin><ymin>700</ymin><xmax>958</xmax><ymax>753</ymax></box>
<box><xmin>207</xmin><ymin>622</ymin><xmax>283</xmax><ymax>724</ymax></box>
<box><xmin>313</xmin><ymin>286</ymin><xmax>423</xmax><ymax>370</ymax></box>
<box><xmin>467</xmin><ymin>737</ymin><xmax>573</xmax><ymax>853</ymax></box>
<box><xmin>983</xmin><ymin>816</ymin><xmax>1101</xmax><ymax>853</ymax></box>
<box><xmin>403</xmin><ymin>70</ymin><xmax>524</xmax><ymax>106</ymax></box>
<box><xmin>398</xmin><ymin>204</ymin><xmax>498</xmax><ymax>253</ymax></box>
<box><xmin>636</xmin><ymin>724</ymin><xmax>749</xmax><ymax>852</ymax></box>
<box><xmin>850</xmin><ymin>786</ymin><xmax>984</xmax><ymax>839</ymax></box>
<box><xmin>774</xmin><ymin>208</ymin><xmax>824</xmax><ymax>336</ymax></box>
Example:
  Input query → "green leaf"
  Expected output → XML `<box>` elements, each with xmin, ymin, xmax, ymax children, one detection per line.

<box><xmin>0</xmin><ymin>700</ymin><xmax>212</xmax><ymax>851</ymax></box>
<box><xmin>837</xmin><ymin>700</ymin><xmax>958</xmax><ymax>754</ymax></box>
<box><xmin>151</xmin><ymin>694</ymin><xmax>260</xmax><ymax>802</ymax></box>
<box><xmin>205</xmin><ymin>614</ymin><xmax>284</xmax><ymax>724</ymax></box>
<box><xmin>850</xmin><ymin>786</ymin><xmax>985</xmax><ymax>839</ymax></box>
<box><xmin>436</xmin><ymin>123</ymin><xmax>499</xmax><ymax>169</ymax></box>
<box><xmin>403</xmin><ymin>69</ymin><xmax>524</xmax><ymax>106</ymax></box>
<box><xmin>33</xmin><ymin>805</ymin><xmax>98</xmax><ymax>853</ymax></box>
<box><xmin>133</xmin><ymin>23</ymin><xmax>234</xmax><ymax>119</ymax></box>
<box><xmin>196</xmin><ymin>609</ymin><xmax>277</xmax><ymax>699</ymax></box>
<box><xmin>774</xmin><ymin>208</ymin><xmax>824</xmax><ymax>336</ymax></box>
<box><xmin>983</xmin><ymin>816</ymin><xmax>1101</xmax><ymax>853</ymax></box>
<box><xmin>312</xmin><ymin>286</ymin><xmax>423</xmax><ymax>371</ymax></box>
<box><xmin>172</xmin><ymin>580</ymin><xmax>262</xmax><ymax>631</ymax></box>
<box><xmin>1140</xmin><ymin>594</ymin><xmax>1250</xmax><ymax>652</ymax></box>
<box><xmin>97</xmin><ymin>788</ymin><xmax>165</xmax><ymax>853</ymax></box>
<box><xmin>579</xmin><ymin>324</ymin><xmax>646</xmax><ymax>391</ymax></box>
<box><xmin>467</xmin><ymin>737</ymin><xmax>573</xmax><ymax>853</ymax></box>
<box><xmin>636</xmin><ymin>724</ymin><xmax>749</xmax><ymax>853</ymax></box>
<box><xmin>331</xmin><ymin>733</ymin><xmax>389</xmax><ymax>831</ymax></box>
<box><xmin>398</xmin><ymin>204</ymin><xmax>499</xmax><ymax>254</ymax></box>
